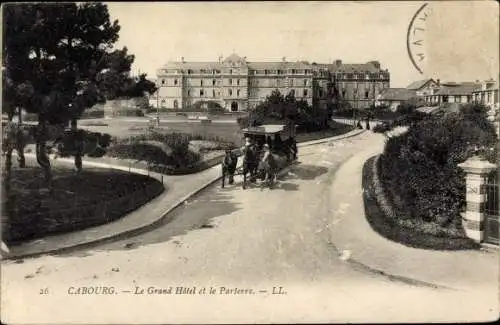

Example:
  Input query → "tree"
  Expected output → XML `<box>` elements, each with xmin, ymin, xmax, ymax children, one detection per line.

<box><xmin>122</xmin><ymin>73</ymin><xmax>157</xmax><ymax>98</ymax></box>
<box><xmin>3</xmin><ymin>3</ymin><xmax>137</xmax><ymax>187</ymax></box>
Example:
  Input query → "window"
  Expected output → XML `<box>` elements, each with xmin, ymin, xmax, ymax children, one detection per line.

<box><xmin>213</xmin><ymin>90</ymin><xmax>216</xmax><ymax>98</ymax></box>
<box><xmin>212</xmin><ymin>79</ymin><xmax>216</xmax><ymax>86</ymax></box>
<box><xmin>229</xmin><ymin>69</ymin><xmax>233</xmax><ymax>75</ymax></box>
<box><xmin>229</xmin><ymin>79</ymin><xmax>232</xmax><ymax>85</ymax></box>
<box><xmin>342</xmin><ymin>89</ymin><xmax>346</xmax><ymax>98</ymax></box>
<box><xmin>237</xmin><ymin>89</ymin><xmax>240</xmax><ymax>97</ymax></box>
<box><xmin>200</xmin><ymin>79</ymin><xmax>203</xmax><ymax>86</ymax></box>
<box><xmin>265</xmin><ymin>70</ymin><xmax>269</xmax><ymax>75</ymax></box>
<box><xmin>188</xmin><ymin>90</ymin><xmax>191</xmax><ymax>96</ymax></box>
<box><xmin>278</xmin><ymin>70</ymin><xmax>282</xmax><ymax>75</ymax></box>
<box><xmin>229</xmin><ymin>89</ymin><xmax>233</xmax><ymax>96</ymax></box>
<box><xmin>487</xmin><ymin>92</ymin><xmax>492</xmax><ymax>103</ymax></box>
<box><xmin>188</xmin><ymin>69</ymin><xmax>192</xmax><ymax>74</ymax></box>
<box><xmin>292</xmin><ymin>69</ymin><xmax>296</xmax><ymax>74</ymax></box>
<box><xmin>161</xmin><ymin>79</ymin><xmax>165</xmax><ymax>85</ymax></box>
<box><xmin>303</xmin><ymin>89</ymin><xmax>308</xmax><ymax>97</ymax></box>
<box><xmin>237</xmin><ymin>79</ymin><xmax>240</xmax><ymax>86</ymax></box>
<box><xmin>303</xmin><ymin>79</ymin><xmax>307</xmax><ymax>86</ymax></box>
<box><xmin>319</xmin><ymin>88</ymin><xmax>323</xmax><ymax>97</ymax></box>
<box><xmin>200</xmin><ymin>89</ymin><xmax>204</xmax><ymax>96</ymax></box>
<box><xmin>290</xmin><ymin>79</ymin><xmax>294</xmax><ymax>86</ymax></box>
<box><xmin>365</xmin><ymin>90</ymin><xmax>369</xmax><ymax>99</ymax></box>
<box><xmin>174</xmin><ymin>79</ymin><xmax>178</xmax><ymax>85</ymax></box>
<box><xmin>161</xmin><ymin>100</ymin><xmax>166</xmax><ymax>107</ymax></box>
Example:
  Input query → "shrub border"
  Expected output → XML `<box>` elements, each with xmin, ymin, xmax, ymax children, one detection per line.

<box><xmin>147</xmin><ymin>152</ymin><xmax>225</xmax><ymax>175</ymax></box>
<box><xmin>4</xmin><ymin>173</ymin><xmax>165</xmax><ymax>244</ymax></box>
<box><xmin>364</xmin><ymin>155</ymin><xmax>479</xmax><ymax>250</ymax></box>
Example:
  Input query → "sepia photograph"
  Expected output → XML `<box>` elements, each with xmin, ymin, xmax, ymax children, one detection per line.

<box><xmin>1</xmin><ymin>1</ymin><xmax>499</xmax><ymax>323</ymax></box>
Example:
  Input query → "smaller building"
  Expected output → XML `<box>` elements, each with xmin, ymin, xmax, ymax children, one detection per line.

<box><xmin>423</xmin><ymin>82</ymin><xmax>480</xmax><ymax>106</ymax></box>
<box><xmin>472</xmin><ymin>79</ymin><xmax>499</xmax><ymax>115</ymax></box>
<box><xmin>406</xmin><ymin>78</ymin><xmax>440</xmax><ymax>97</ymax></box>
<box><xmin>375</xmin><ymin>88</ymin><xmax>417</xmax><ymax>111</ymax></box>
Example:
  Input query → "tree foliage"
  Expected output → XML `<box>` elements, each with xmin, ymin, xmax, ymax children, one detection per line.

<box><xmin>240</xmin><ymin>89</ymin><xmax>329</xmax><ymax>131</ymax></box>
<box><xmin>2</xmin><ymin>3</ymin><xmax>151</xmax><ymax>187</ymax></box>
<box><xmin>3</xmin><ymin>3</ymin><xmax>154</xmax><ymax>124</ymax></box>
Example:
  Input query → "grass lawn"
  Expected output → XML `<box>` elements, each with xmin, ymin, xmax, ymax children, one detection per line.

<box><xmin>2</xmin><ymin>166</ymin><xmax>164</xmax><ymax>244</ymax></box>
<box><xmin>81</xmin><ymin>119</ymin><xmax>243</xmax><ymax>144</ymax></box>
<box><xmin>80</xmin><ymin>118</ymin><xmax>355</xmax><ymax>148</ymax></box>
<box><xmin>295</xmin><ymin>121</ymin><xmax>355</xmax><ymax>143</ymax></box>
<box><xmin>362</xmin><ymin>156</ymin><xmax>479</xmax><ymax>251</ymax></box>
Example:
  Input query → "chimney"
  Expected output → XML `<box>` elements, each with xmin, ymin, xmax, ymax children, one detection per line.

<box><xmin>369</xmin><ymin>61</ymin><xmax>381</xmax><ymax>69</ymax></box>
<box><xmin>181</xmin><ymin>56</ymin><xmax>185</xmax><ymax>63</ymax></box>
<box><xmin>436</xmin><ymin>79</ymin><xmax>440</xmax><ymax>86</ymax></box>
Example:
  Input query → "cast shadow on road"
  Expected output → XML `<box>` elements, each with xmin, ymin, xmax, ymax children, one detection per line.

<box><xmin>54</xmin><ymin>185</ymin><xmax>241</xmax><ymax>257</ymax></box>
<box><xmin>282</xmin><ymin>164</ymin><xmax>329</xmax><ymax>181</ymax></box>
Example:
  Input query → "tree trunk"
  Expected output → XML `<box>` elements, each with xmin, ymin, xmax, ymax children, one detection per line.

<box><xmin>71</xmin><ymin>119</ymin><xmax>83</xmax><ymax>174</ymax></box>
<box><xmin>36</xmin><ymin>122</ymin><xmax>52</xmax><ymax>189</ymax></box>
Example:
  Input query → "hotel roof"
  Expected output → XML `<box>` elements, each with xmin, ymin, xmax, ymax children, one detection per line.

<box><xmin>160</xmin><ymin>54</ymin><xmax>385</xmax><ymax>74</ymax></box>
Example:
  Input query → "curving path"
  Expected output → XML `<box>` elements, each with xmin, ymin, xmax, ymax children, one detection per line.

<box><xmin>1</xmin><ymin>132</ymin><xmax>495</xmax><ymax>323</ymax></box>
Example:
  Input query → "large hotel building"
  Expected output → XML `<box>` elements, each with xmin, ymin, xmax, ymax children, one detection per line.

<box><xmin>154</xmin><ymin>54</ymin><xmax>390</xmax><ymax>111</ymax></box>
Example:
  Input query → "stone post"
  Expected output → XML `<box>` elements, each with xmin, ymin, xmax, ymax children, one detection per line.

<box><xmin>458</xmin><ymin>156</ymin><xmax>497</xmax><ymax>243</ymax></box>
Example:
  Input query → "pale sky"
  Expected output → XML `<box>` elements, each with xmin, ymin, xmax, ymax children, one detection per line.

<box><xmin>107</xmin><ymin>1</ymin><xmax>499</xmax><ymax>87</ymax></box>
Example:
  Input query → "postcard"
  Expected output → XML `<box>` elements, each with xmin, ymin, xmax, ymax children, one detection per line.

<box><xmin>1</xmin><ymin>1</ymin><xmax>499</xmax><ymax>323</ymax></box>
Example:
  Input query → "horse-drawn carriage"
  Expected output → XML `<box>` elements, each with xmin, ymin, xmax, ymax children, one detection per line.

<box><xmin>222</xmin><ymin>124</ymin><xmax>297</xmax><ymax>189</ymax></box>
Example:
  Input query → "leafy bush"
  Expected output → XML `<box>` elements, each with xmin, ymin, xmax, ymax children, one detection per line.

<box><xmin>108</xmin><ymin>132</ymin><xmax>202</xmax><ymax>167</ymax></box>
<box><xmin>185</xmin><ymin>100</ymin><xmax>225</xmax><ymax>113</ymax></box>
<box><xmin>372</xmin><ymin>122</ymin><xmax>391</xmax><ymax>133</ymax></box>
<box><xmin>55</xmin><ymin>130</ymin><xmax>112</xmax><ymax>158</ymax></box>
<box><xmin>379</xmin><ymin>109</ymin><xmax>497</xmax><ymax>236</ymax></box>
<box><xmin>363</xmin><ymin>157</ymin><xmax>479</xmax><ymax>250</ymax></box>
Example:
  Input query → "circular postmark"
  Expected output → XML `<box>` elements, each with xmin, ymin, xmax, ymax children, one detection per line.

<box><xmin>407</xmin><ymin>3</ymin><xmax>431</xmax><ymax>74</ymax></box>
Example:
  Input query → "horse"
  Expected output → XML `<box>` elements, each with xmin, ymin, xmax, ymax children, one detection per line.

<box><xmin>221</xmin><ymin>149</ymin><xmax>238</xmax><ymax>188</ymax></box>
<box><xmin>241</xmin><ymin>144</ymin><xmax>259</xmax><ymax>190</ymax></box>
<box><xmin>258</xmin><ymin>150</ymin><xmax>279</xmax><ymax>189</ymax></box>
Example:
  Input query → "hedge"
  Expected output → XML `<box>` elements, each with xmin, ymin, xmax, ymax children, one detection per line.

<box><xmin>106</xmin><ymin>131</ymin><xmax>234</xmax><ymax>174</ymax></box>
<box><xmin>363</xmin><ymin>156</ymin><xmax>479</xmax><ymax>250</ymax></box>
<box><xmin>378</xmin><ymin>111</ymin><xmax>497</xmax><ymax>235</ymax></box>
